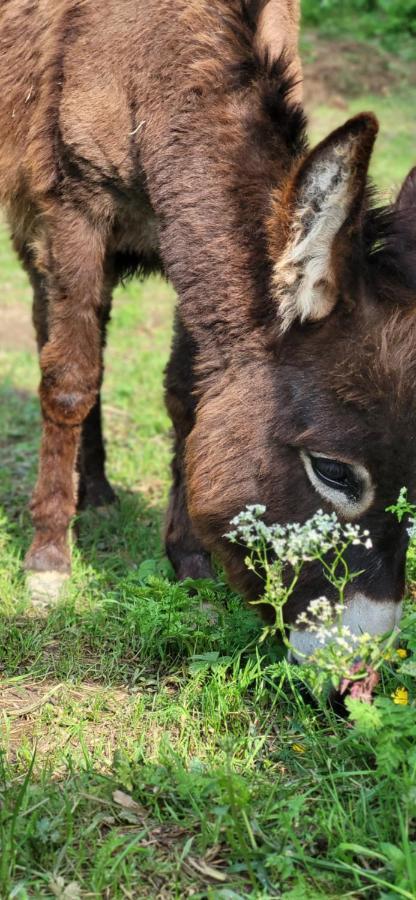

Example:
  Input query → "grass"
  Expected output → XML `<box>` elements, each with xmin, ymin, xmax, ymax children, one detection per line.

<box><xmin>1</xmin><ymin>35</ymin><xmax>416</xmax><ymax>900</ymax></box>
<box><xmin>309</xmin><ymin>91</ymin><xmax>416</xmax><ymax>196</ymax></box>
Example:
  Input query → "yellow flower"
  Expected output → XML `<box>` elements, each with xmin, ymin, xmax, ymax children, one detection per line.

<box><xmin>292</xmin><ymin>743</ymin><xmax>306</xmax><ymax>754</ymax></box>
<box><xmin>392</xmin><ymin>687</ymin><xmax>409</xmax><ymax>705</ymax></box>
<box><xmin>396</xmin><ymin>648</ymin><xmax>408</xmax><ymax>659</ymax></box>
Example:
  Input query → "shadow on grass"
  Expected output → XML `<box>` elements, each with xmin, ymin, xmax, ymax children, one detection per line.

<box><xmin>0</xmin><ymin>383</ymin><xmax>166</xmax><ymax>567</ymax></box>
<box><xmin>75</xmin><ymin>486</ymin><xmax>165</xmax><ymax>578</ymax></box>
<box><xmin>0</xmin><ymin>385</ymin><xmax>40</xmax><ymax>544</ymax></box>
<box><xmin>0</xmin><ymin>386</ymin><xmax>266</xmax><ymax>689</ymax></box>
<box><xmin>0</xmin><ymin>571</ymin><xmax>261</xmax><ymax>686</ymax></box>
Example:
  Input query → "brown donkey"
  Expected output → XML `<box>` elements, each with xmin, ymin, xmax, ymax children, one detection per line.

<box><xmin>1</xmin><ymin>1</ymin><xmax>415</xmax><ymax>653</ymax></box>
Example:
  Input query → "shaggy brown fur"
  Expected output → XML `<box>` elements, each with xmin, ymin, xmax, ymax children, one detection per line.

<box><xmin>1</xmin><ymin>0</ymin><xmax>415</xmax><ymax>621</ymax></box>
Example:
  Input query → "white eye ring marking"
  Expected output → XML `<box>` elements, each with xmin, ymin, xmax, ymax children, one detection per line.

<box><xmin>300</xmin><ymin>450</ymin><xmax>375</xmax><ymax>519</ymax></box>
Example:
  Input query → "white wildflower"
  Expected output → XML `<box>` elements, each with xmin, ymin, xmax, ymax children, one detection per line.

<box><xmin>307</xmin><ymin>597</ymin><xmax>333</xmax><ymax>621</ymax></box>
<box><xmin>407</xmin><ymin>519</ymin><xmax>416</xmax><ymax>541</ymax></box>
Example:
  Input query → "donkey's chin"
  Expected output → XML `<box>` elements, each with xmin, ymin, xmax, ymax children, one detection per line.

<box><xmin>289</xmin><ymin>594</ymin><xmax>403</xmax><ymax>663</ymax></box>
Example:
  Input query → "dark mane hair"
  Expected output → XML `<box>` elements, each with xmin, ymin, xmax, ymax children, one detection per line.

<box><xmin>363</xmin><ymin>197</ymin><xmax>416</xmax><ymax>306</ymax></box>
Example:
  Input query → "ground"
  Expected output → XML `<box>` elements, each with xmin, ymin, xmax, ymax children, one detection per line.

<box><xmin>1</xmin><ymin>33</ymin><xmax>416</xmax><ymax>900</ymax></box>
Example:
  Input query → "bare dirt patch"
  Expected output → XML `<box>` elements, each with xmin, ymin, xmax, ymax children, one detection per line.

<box><xmin>0</xmin><ymin>680</ymin><xmax>131</xmax><ymax>761</ymax></box>
<box><xmin>302</xmin><ymin>34</ymin><xmax>416</xmax><ymax>110</ymax></box>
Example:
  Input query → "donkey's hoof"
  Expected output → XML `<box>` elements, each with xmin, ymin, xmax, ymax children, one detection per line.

<box><xmin>26</xmin><ymin>570</ymin><xmax>70</xmax><ymax>611</ymax></box>
<box><xmin>176</xmin><ymin>553</ymin><xmax>214</xmax><ymax>582</ymax></box>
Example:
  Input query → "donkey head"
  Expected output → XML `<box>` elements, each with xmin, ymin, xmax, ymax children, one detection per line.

<box><xmin>186</xmin><ymin>113</ymin><xmax>416</xmax><ymax>654</ymax></box>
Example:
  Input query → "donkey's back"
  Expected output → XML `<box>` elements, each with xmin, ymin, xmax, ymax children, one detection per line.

<box><xmin>0</xmin><ymin>0</ymin><xmax>301</xmax><ymax>209</ymax></box>
<box><xmin>0</xmin><ymin>0</ymin><xmax>159</xmax><ymax>205</ymax></box>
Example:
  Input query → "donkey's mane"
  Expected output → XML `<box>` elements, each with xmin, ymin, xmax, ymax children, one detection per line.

<box><xmin>114</xmin><ymin>2</ymin><xmax>308</xmax><ymax>289</ymax></box>
<box><xmin>188</xmin><ymin>0</ymin><xmax>307</xmax><ymax>148</ymax></box>
<box><xmin>363</xmin><ymin>200</ymin><xmax>416</xmax><ymax>306</ymax></box>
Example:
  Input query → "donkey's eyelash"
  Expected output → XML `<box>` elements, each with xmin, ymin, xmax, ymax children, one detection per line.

<box><xmin>300</xmin><ymin>450</ymin><xmax>375</xmax><ymax>519</ymax></box>
<box><xmin>309</xmin><ymin>455</ymin><xmax>361</xmax><ymax>502</ymax></box>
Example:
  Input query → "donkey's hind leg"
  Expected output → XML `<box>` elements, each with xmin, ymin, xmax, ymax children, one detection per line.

<box><xmin>164</xmin><ymin>317</ymin><xmax>213</xmax><ymax>581</ymax></box>
<box><xmin>12</xmin><ymin>237</ymin><xmax>48</xmax><ymax>352</ymax></box>
<box><xmin>23</xmin><ymin>205</ymin><xmax>108</xmax><ymax>602</ymax></box>
<box><xmin>77</xmin><ymin>294</ymin><xmax>117</xmax><ymax>510</ymax></box>
<box><xmin>78</xmin><ymin>396</ymin><xmax>117</xmax><ymax>509</ymax></box>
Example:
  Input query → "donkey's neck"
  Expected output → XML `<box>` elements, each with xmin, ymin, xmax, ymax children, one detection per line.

<box><xmin>144</xmin><ymin>92</ymin><xmax>306</xmax><ymax>359</ymax></box>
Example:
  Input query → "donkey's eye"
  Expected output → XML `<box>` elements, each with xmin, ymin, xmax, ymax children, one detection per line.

<box><xmin>300</xmin><ymin>450</ymin><xmax>374</xmax><ymax>518</ymax></box>
<box><xmin>309</xmin><ymin>455</ymin><xmax>361</xmax><ymax>501</ymax></box>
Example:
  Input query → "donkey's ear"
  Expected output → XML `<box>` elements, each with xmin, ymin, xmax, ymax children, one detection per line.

<box><xmin>396</xmin><ymin>166</ymin><xmax>416</xmax><ymax>211</ymax></box>
<box><xmin>270</xmin><ymin>113</ymin><xmax>378</xmax><ymax>332</ymax></box>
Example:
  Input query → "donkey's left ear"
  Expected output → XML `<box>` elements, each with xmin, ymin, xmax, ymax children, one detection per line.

<box><xmin>270</xmin><ymin>113</ymin><xmax>378</xmax><ymax>331</ymax></box>
<box><xmin>396</xmin><ymin>166</ymin><xmax>416</xmax><ymax>210</ymax></box>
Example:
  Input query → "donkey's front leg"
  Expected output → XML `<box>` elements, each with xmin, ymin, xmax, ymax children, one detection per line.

<box><xmin>25</xmin><ymin>207</ymin><xmax>107</xmax><ymax>602</ymax></box>
<box><xmin>164</xmin><ymin>318</ymin><xmax>213</xmax><ymax>581</ymax></box>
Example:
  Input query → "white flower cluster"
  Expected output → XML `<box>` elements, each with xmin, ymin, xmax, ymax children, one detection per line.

<box><xmin>408</xmin><ymin>520</ymin><xmax>416</xmax><ymax>541</ymax></box>
<box><xmin>226</xmin><ymin>505</ymin><xmax>372</xmax><ymax>567</ymax></box>
<box><xmin>292</xmin><ymin>595</ymin><xmax>384</xmax><ymax>679</ymax></box>
<box><xmin>226</xmin><ymin>504</ymin><xmax>268</xmax><ymax>549</ymax></box>
<box><xmin>226</xmin><ymin>506</ymin><xmax>384</xmax><ymax>683</ymax></box>
<box><xmin>296</xmin><ymin>597</ymin><xmax>371</xmax><ymax>653</ymax></box>
<box><xmin>296</xmin><ymin>596</ymin><xmax>338</xmax><ymax>627</ymax></box>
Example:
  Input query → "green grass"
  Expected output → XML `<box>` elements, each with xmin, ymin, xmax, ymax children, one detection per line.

<box><xmin>309</xmin><ymin>92</ymin><xmax>416</xmax><ymax>196</ymax></box>
<box><xmin>1</xmin><ymin>41</ymin><xmax>416</xmax><ymax>899</ymax></box>
<box><xmin>301</xmin><ymin>0</ymin><xmax>416</xmax><ymax>58</ymax></box>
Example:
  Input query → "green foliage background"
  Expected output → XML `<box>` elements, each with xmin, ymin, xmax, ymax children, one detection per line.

<box><xmin>302</xmin><ymin>0</ymin><xmax>416</xmax><ymax>49</ymax></box>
